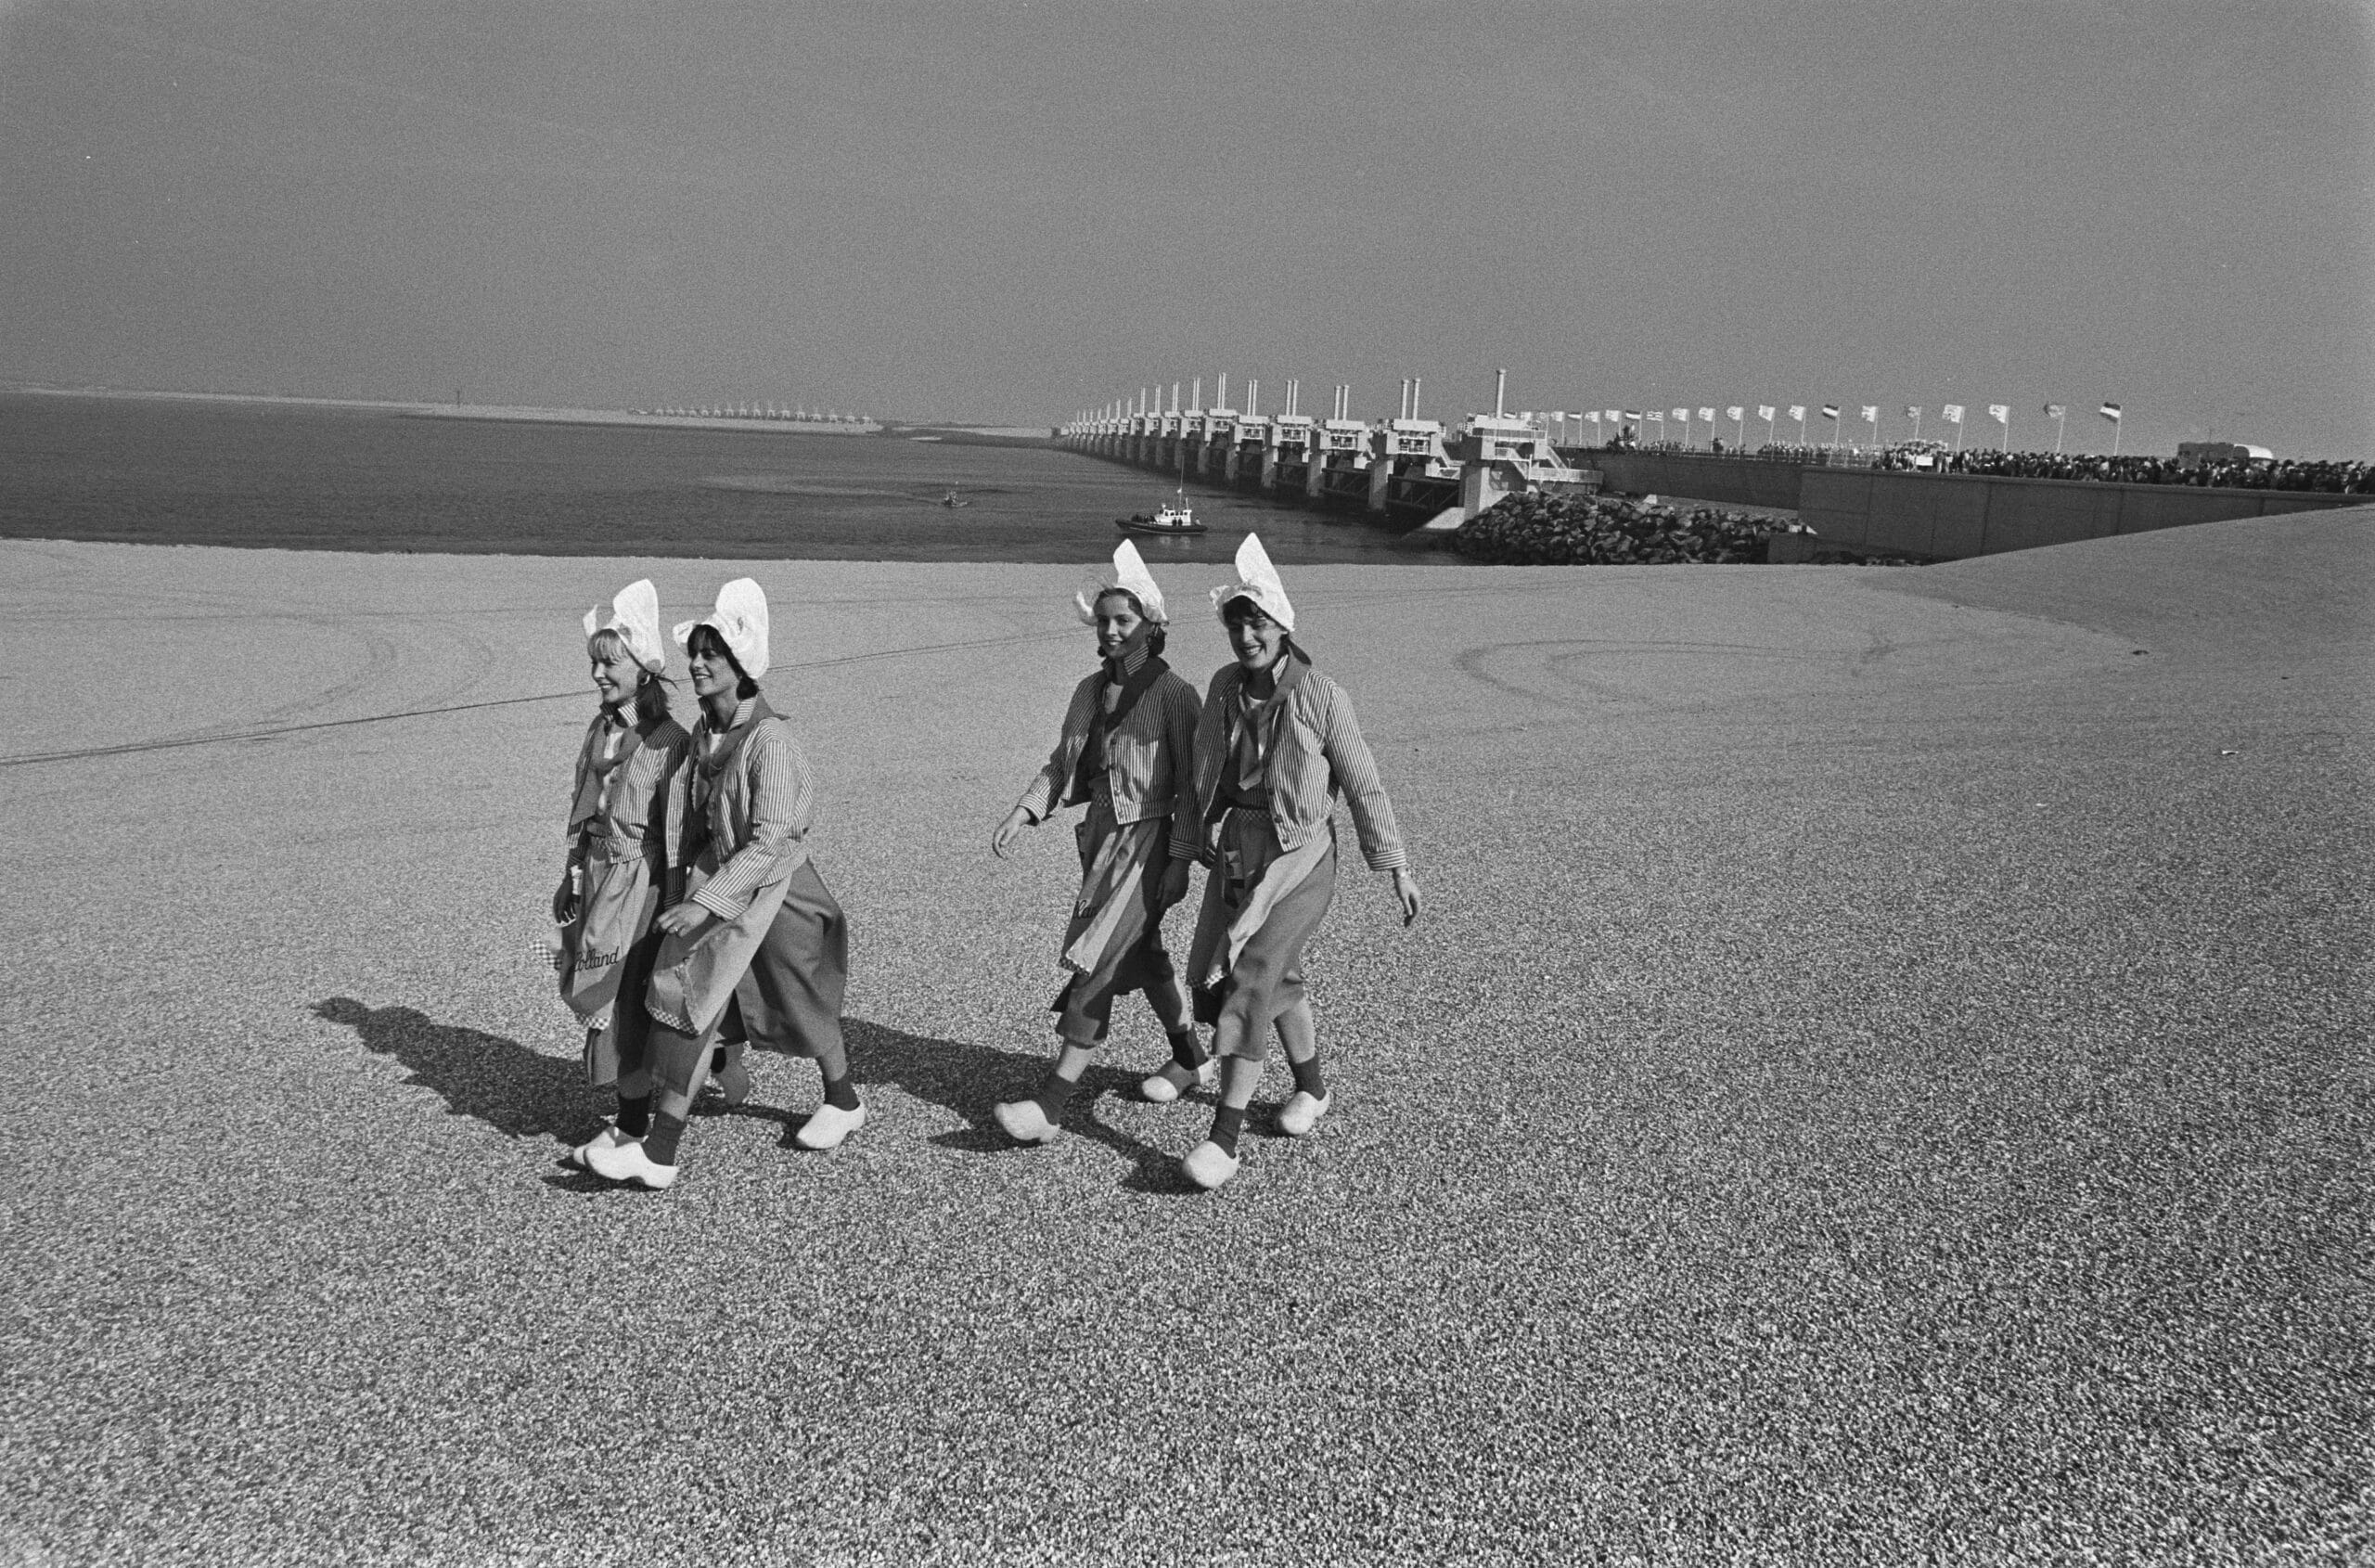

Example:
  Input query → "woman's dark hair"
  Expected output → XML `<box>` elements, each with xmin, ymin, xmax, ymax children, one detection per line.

<box><xmin>1218</xmin><ymin>595</ymin><xmax>1306</xmax><ymax>663</ymax></box>
<box><xmin>1094</xmin><ymin>588</ymin><xmax>1166</xmax><ymax>657</ymax></box>
<box><xmin>1218</xmin><ymin>594</ymin><xmax>1270</xmax><ymax>628</ymax></box>
<box><xmin>687</xmin><ymin>624</ymin><xmax>761</xmax><ymax>700</ymax></box>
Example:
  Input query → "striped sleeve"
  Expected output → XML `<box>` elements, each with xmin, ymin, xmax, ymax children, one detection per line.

<box><xmin>1174</xmin><ymin>669</ymin><xmax>1230</xmax><ymax>865</ymax></box>
<box><xmin>1162</xmin><ymin>674</ymin><xmax>1200</xmax><ymax>859</ymax></box>
<box><xmin>692</xmin><ymin>726</ymin><xmax>815</xmax><ymax>919</ymax></box>
<box><xmin>1318</xmin><ymin>683</ymin><xmax>1407</xmax><ymax>873</ymax></box>
<box><xmin>1016</xmin><ymin>676</ymin><xmax>1097</xmax><ymax>823</ymax></box>
<box><xmin>564</xmin><ymin>721</ymin><xmax>599</xmax><ymax>861</ymax></box>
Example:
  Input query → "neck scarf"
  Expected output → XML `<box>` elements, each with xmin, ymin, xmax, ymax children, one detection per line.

<box><xmin>570</xmin><ymin>704</ymin><xmax>647</xmax><ymax>833</ymax></box>
<box><xmin>1071</xmin><ymin>650</ymin><xmax>1169</xmax><ymax>803</ymax></box>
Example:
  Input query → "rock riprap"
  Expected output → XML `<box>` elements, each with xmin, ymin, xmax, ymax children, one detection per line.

<box><xmin>1453</xmin><ymin>492</ymin><xmax>1804</xmax><ymax>564</ymax></box>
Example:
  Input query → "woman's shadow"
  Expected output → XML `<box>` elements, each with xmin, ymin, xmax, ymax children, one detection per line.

<box><xmin>735</xmin><ymin>1019</ymin><xmax>1200</xmax><ymax>1193</ymax></box>
<box><xmin>313</xmin><ymin>996</ymin><xmax>600</xmax><ymax>1144</ymax></box>
<box><xmin>314</xmin><ymin>997</ymin><xmax>1199</xmax><ymax>1192</ymax></box>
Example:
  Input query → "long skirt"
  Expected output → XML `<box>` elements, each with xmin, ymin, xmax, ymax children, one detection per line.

<box><xmin>1048</xmin><ymin>798</ymin><xmax>1177</xmax><ymax>1047</ymax></box>
<box><xmin>559</xmin><ymin>849</ymin><xmax>664</xmax><ymax>1088</ymax></box>
<box><xmin>638</xmin><ymin>859</ymin><xmax>848</xmax><ymax>1099</ymax></box>
<box><xmin>715</xmin><ymin>859</ymin><xmax>848</xmax><ymax>1063</ymax></box>
<box><xmin>1186</xmin><ymin>808</ymin><xmax>1338</xmax><ymax>1051</ymax></box>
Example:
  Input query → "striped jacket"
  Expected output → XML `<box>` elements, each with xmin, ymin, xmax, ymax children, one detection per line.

<box><xmin>1177</xmin><ymin>660</ymin><xmax>1408</xmax><ymax>873</ymax></box>
<box><xmin>687</xmin><ymin>697</ymin><xmax>817</xmax><ymax>920</ymax></box>
<box><xmin>1016</xmin><ymin>655</ymin><xmax>1201</xmax><ymax>829</ymax></box>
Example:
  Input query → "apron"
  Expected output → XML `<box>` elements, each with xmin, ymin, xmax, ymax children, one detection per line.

<box><xmin>558</xmin><ymin>713</ymin><xmax>670</xmax><ymax>1026</ymax></box>
<box><xmin>645</xmin><ymin>700</ymin><xmax>814</xmax><ymax>1040</ymax></box>
<box><xmin>1200</xmin><ymin>653</ymin><xmax>1329</xmax><ymax>983</ymax></box>
<box><xmin>1057</xmin><ymin>653</ymin><xmax>1174</xmax><ymax>976</ymax></box>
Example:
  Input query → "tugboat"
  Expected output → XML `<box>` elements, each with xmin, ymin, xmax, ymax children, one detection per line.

<box><xmin>1116</xmin><ymin>491</ymin><xmax>1206</xmax><ymax>535</ymax></box>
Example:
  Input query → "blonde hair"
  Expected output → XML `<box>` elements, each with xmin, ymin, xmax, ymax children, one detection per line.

<box><xmin>586</xmin><ymin>628</ymin><xmax>674</xmax><ymax>726</ymax></box>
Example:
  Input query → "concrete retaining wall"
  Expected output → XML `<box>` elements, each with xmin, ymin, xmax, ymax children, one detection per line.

<box><xmin>1799</xmin><ymin>470</ymin><xmax>2363</xmax><ymax>558</ymax></box>
<box><xmin>1591</xmin><ymin>452</ymin><xmax>1804</xmax><ymax>509</ymax></box>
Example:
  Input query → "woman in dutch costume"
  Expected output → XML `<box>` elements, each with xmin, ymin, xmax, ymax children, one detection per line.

<box><xmin>558</xmin><ymin>581</ymin><xmax>693</xmax><ymax>1169</ymax></box>
<box><xmin>1180</xmin><ymin>536</ymin><xmax>1421</xmax><ymax>1191</ymax></box>
<box><xmin>584</xmin><ymin>578</ymin><xmax>865</xmax><ymax>1191</ymax></box>
<box><xmin>988</xmin><ymin>541</ymin><xmax>1209</xmax><ymax>1144</ymax></box>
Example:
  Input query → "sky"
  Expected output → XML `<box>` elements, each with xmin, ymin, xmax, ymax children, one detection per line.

<box><xmin>3</xmin><ymin>0</ymin><xmax>2369</xmax><ymax>456</ymax></box>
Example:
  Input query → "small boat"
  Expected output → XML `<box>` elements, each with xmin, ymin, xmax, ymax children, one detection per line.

<box><xmin>1116</xmin><ymin>495</ymin><xmax>1206</xmax><ymax>535</ymax></box>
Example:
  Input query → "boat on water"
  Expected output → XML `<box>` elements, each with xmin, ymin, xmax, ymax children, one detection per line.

<box><xmin>1116</xmin><ymin>494</ymin><xmax>1206</xmax><ymax>535</ymax></box>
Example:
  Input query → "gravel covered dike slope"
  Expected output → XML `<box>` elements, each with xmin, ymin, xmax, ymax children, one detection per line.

<box><xmin>2</xmin><ymin>511</ymin><xmax>2369</xmax><ymax>1566</ymax></box>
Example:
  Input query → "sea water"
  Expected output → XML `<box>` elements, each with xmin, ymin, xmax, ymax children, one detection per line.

<box><xmin>0</xmin><ymin>393</ymin><xmax>1443</xmax><ymax>566</ymax></box>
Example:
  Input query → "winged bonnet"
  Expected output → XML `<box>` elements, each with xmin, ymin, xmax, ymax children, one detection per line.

<box><xmin>583</xmin><ymin>578</ymin><xmax>667</xmax><ymax>674</ymax></box>
<box><xmin>673</xmin><ymin>577</ymin><xmax>772</xmax><ymax>679</ymax></box>
<box><xmin>1074</xmin><ymin>539</ymin><xmax>1169</xmax><ymax>626</ymax></box>
<box><xmin>1209</xmin><ymin>533</ymin><xmax>1295</xmax><ymax>633</ymax></box>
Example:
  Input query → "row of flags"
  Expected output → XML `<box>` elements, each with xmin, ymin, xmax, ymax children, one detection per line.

<box><xmin>1585</xmin><ymin>403</ymin><xmax>2123</xmax><ymax>427</ymax></box>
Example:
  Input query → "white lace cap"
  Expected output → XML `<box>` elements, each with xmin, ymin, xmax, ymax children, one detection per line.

<box><xmin>1073</xmin><ymin>539</ymin><xmax>1170</xmax><ymax>625</ymax></box>
<box><xmin>672</xmin><ymin>577</ymin><xmax>771</xmax><ymax>679</ymax></box>
<box><xmin>1208</xmin><ymin>533</ymin><xmax>1295</xmax><ymax>632</ymax></box>
<box><xmin>582</xmin><ymin>578</ymin><xmax>667</xmax><ymax>673</ymax></box>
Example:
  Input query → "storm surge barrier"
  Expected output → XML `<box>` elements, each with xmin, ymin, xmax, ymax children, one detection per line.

<box><xmin>1068</xmin><ymin>389</ymin><xmax>2357</xmax><ymax>559</ymax></box>
<box><xmin>1065</xmin><ymin>372</ymin><xmax>1599</xmax><ymax>546</ymax></box>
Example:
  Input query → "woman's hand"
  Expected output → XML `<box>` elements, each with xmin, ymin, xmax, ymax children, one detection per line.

<box><xmin>656</xmin><ymin>902</ymin><xmax>714</xmax><ymax>938</ymax></box>
<box><xmin>1159</xmin><ymin>857</ymin><xmax>1192</xmax><ymax>911</ymax></box>
<box><xmin>551</xmin><ymin>879</ymin><xmax>579</xmax><ymax>925</ymax></box>
<box><xmin>990</xmin><ymin>805</ymin><xmax>1033</xmax><ymax>858</ymax></box>
<box><xmin>1391</xmin><ymin>868</ymin><xmax>1423</xmax><ymax>927</ymax></box>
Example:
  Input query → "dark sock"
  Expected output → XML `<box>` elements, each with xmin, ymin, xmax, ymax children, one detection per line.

<box><xmin>1034</xmin><ymin>1068</ymin><xmax>1078</xmax><ymax>1125</ymax></box>
<box><xmin>615</xmin><ymin>1095</ymin><xmax>652</xmax><ymax>1138</ymax></box>
<box><xmin>1289</xmin><ymin>1055</ymin><xmax>1326</xmax><ymax>1099</ymax></box>
<box><xmin>820</xmin><ymin>1068</ymin><xmax>861</xmax><ymax>1112</ymax></box>
<box><xmin>1209</xmin><ymin>1102</ymin><xmax>1247</xmax><ymax>1158</ymax></box>
<box><xmin>1168</xmin><ymin>1028</ymin><xmax>1208</xmax><ymax>1073</ymax></box>
<box><xmin>643</xmin><ymin>1112</ymin><xmax>686</xmax><ymax>1166</ymax></box>
<box><xmin>711</xmin><ymin>1046</ymin><xmax>729</xmax><ymax>1073</ymax></box>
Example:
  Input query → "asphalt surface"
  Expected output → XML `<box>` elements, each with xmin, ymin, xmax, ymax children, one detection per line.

<box><xmin>2</xmin><ymin>512</ymin><xmax>2368</xmax><ymax>1565</ymax></box>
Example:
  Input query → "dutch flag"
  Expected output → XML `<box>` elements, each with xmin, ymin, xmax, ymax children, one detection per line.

<box><xmin>2099</xmin><ymin>402</ymin><xmax>2123</xmax><ymax>422</ymax></box>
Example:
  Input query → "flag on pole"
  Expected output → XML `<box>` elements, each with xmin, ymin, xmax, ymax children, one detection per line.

<box><xmin>2098</xmin><ymin>402</ymin><xmax>2122</xmax><ymax>421</ymax></box>
<box><xmin>1672</xmin><ymin>406</ymin><xmax>1689</xmax><ymax>424</ymax></box>
<box><xmin>1787</xmin><ymin>405</ymin><xmax>1805</xmax><ymax>421</ymax></box>
<box><xmin>1988</xmin><ymin>405</ymin><xmax>2009</xmax><ymax>423</ymax></box>
<box><xmin>1905</xmin><ymin>405</ymin><xmax>1920</xmax><ymax>420</ymax></box>
<box><xmin>2044</xmin><ymin>404</ymin><xmax>2066</xmax><ymax>418</ymax></box>
<box><xmin>1942</xmin><ymin>405</ymin><xmax>1965</xmax><ymax>423</ymax></box>
<box><xmin>1607</xmin><ymin>409</ymin><xmax>1624</xmax><ymax>424</ymax></box>
<box><xmin>1860</xmin><ymin>405</ymin><xmax>1878</xmax><ymax>423</ymax></box>
<box><xmin>1623</xmin><ymin>409</ymin><xmax>1642</xmax><ymax>421</ymax></box>
<box><xmin>1698</xmin><ymin>406</ymin><xmax>1715</xmax><ymax>423</ymax></box>
<box><xmin>1727</xmin><ymin>406</ymin><xmax>1744</xmax><ymax>421</ymax></box>
<box><xmin>1758</xmin><ymin>405</ymin><xmax>1776</xmax><ymax>421</ymax></box>
<box><xmin>1820</xmin><ymin>404</ymin><xmax>1840</xmax><ymax>420</ymax></box>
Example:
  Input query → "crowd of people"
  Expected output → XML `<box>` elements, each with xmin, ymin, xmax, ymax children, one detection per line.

<box><xmin>1585</xmin><ymin>428</ymin><xmax>2369</xmax><ymax>494</ymax></box>
<box><xmin>551</xmin><ymin>538</ymin><xmax>1420</xmax><ymax>1196</ymax></box>
<box><xmin>1868</xmin><ymin>446</ymin><xmax>2373</xmax><ymax>493</ymax></box>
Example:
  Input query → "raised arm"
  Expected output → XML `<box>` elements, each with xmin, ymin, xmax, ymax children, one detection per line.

<box><xmin>1162</xmin><ymin>675</ymin><xmax>1201</xmax><ymax>852</ymax></box>
<box><xmin>691</xmin><ymin>726</ymin><xmax>813</xmax><ymax>920</ymax></box>
<box><xmin>659</xmin><ymin>735</ymin><xmax>692</xmax><ymax>906</ymax></box>
<box><xmin>1175</xmin><ymin>668</ymin><xmax>1231</xmax><ymax>866</ymax></box>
